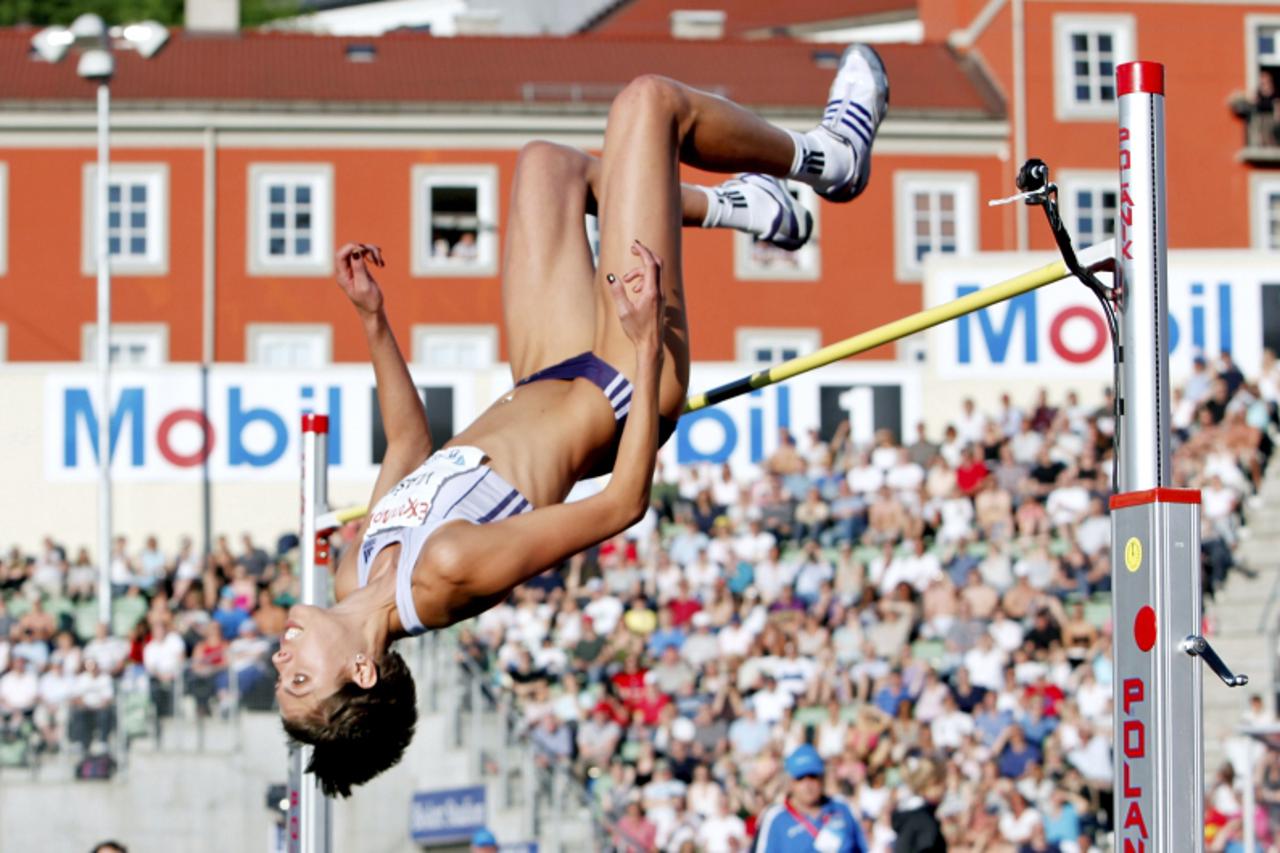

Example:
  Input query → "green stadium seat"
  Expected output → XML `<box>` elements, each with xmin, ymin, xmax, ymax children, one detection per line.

<box><xmin>911</xmin><ymin>639</ymin><xmax>947</xmax><ymax>669</ymax></box>
<box><xmin>111</xmin><ymin>596</ymin><xmax>148</xmax><ymax>637</ymax></box>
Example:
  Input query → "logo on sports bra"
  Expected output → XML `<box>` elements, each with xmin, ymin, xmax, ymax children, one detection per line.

<box><xmin>369</xmin><ymin>496</ymin><xmax>431</xmax><ymax>527</ymax></box>
<box><xmin>364</xmin><ymin>445</ymin><xmax>487</xmax><ymax>538</ymax></box>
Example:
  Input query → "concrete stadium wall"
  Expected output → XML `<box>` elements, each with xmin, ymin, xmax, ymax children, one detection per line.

<box><xmin>0</xmin><ymin>712</ymin><xmax>468</xmax><ymax>853</ymax></box>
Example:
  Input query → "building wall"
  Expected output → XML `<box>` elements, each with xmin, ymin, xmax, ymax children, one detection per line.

<box><xmin>955</xmin><ymin>0</ymin><xmax>1271</xmax><ymax>255</ymax></box>
<box><xmin>0</xmin><ymin>3</ymin><xmax>1272</xmax><ymax>366</ymax></box>
<box><xmin>0</xmin><ymin>130</ymin><xmax>1007</xmax><ymax>364</ymax></box>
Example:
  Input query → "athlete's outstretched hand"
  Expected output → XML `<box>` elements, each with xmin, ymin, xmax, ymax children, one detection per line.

<box><xmin>336</xmin><ymin>242</ymin><xmax>386</xmax><ymax>316</ymax></box>
<box><xmin>608</xmin><ymin>239</ymin><xmax>665</xmax><ymax>356</ymax></box>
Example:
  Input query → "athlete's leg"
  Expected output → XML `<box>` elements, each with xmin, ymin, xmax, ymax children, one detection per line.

<box><xmin>504</xmin><ymin>142</ymin><xmax>802</xmax><ymax>381</ymax></box>
<box><xmin>501</xmin><ymin>142</ymin><xmax>597</xmax><ymax>382</ymax></box>
<box><xmin>592</xmin><ymin>75</ymin><xmax>801</xmax><ymax>419</ymax></box>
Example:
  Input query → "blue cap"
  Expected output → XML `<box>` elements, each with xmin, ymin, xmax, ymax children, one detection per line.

<box><xmin>471</xmin><ymin>828</ymin><xmax>497</xmax><ymax>848</ymax></box>
<box><xmin>785</xmin><ymin>744</ymin><xmax>824</xmax><ymax>779</ymax></box>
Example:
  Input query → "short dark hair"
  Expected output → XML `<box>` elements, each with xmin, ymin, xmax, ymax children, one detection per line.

<box><xmin>92</xmin><ymin>843</ymin><xmax>128</xmax><ymax>853</ymax></box>
<box><xmin>282</xmin><ymin>649</ymin><xmax>417</xmax><ymax>797</ymax></box>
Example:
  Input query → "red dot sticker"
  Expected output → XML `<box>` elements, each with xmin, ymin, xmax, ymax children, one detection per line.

<box><xmin>1134</xmin><ymin>606</ymin><xmax>1157</xmax><ymax>652</ymax></box>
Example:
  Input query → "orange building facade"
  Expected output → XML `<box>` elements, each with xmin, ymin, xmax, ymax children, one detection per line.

<box><xmin>0</xmin><ymin>1</ymin><xmax>1274</xmax><ymax>371</ymax></box>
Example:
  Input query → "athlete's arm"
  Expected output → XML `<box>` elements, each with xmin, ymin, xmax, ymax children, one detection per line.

<box><xmin>336</xmin><ymin>242</ymin><xmax>433</xmax><ymax>508</ymax></box>
<box><xmin>423</xmin><ymin>241</ymin><xmax>666</xmax><ymax>624</ymax></box>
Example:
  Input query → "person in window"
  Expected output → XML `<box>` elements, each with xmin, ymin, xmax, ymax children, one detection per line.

<box><xmin>276</xmin><ymin>48</ymin><xmax>890</xmax><ymax>799</ymax></box>
<box><xmin>1233</xmin><ymin>67</ymin><xmax>1280</xmax><ymax>147</ymax></box>
<box><xmin>450</xmin><ymin>231</ymin><xmax>479</xmax><ymax>261</ymax></box>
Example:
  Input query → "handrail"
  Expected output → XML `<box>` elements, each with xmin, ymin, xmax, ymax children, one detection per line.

<box><xmin>445</xmin><ymin>636</ymin><xmax>649</xmax><ymax>851</ymax></box>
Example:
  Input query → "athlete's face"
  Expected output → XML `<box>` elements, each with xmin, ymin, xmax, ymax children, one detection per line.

<box><xmin>273</xmin><ymin>604</ymin><xmax>359</xmax><ymax>721</ymax></box>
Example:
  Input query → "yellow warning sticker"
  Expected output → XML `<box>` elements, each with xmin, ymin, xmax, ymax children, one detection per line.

<box><xmin>1125</xmin><ymin>537</ymin><xmax>1143</xmax><ymax>573</ymax></box>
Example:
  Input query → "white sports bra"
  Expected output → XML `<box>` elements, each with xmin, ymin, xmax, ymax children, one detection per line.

<box><xmin>357</xmin><ymin>446</ymin><xmax>532</xmax><ymax>634</ymax></box>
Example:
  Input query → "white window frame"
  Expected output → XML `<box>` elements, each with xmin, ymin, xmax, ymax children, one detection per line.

<box><xmin>1057</xmin><ymin>170</ymin><xmax>1119</xmax><ymax>250</ymax></box>
<box><xmin>1246</xmin><ymin>14</ymin><xmax>1280</xmax><ymax>91</ymax></box>
<box><xmin>732</xmin><ymin>181</ymin><xmax>821</xmax><ymax>281</ymax></box>
<box><xmin>0</xmin><ymin>163</ymin><xmax>7</xmax><ymax>277</ymax></box>
<box><xmin>893</xmin><ymin>171</ymin><xmax>978</xmax><ymax>283</ymax></box>
<box><xmin>247</xmin><ymin>163</ymin><xmax>333</xmax><ymax>277</ymax></box>
<box><xmin>245</xmin><ymin>323</ymin><xmax>333</xmax><ymax>367</ymax></box>
<box><xmin>81</xmin><ymin>323</ymin><xmax>169</xmax><ymax>366</ymax></box>
<box><xmin>411</xmin><ymin>324</ymin><xmax>499</xmax><ymax>369</ymax></box>
<box><xmin>735</xmin><ymin>327</ymin><xmax>822</xmax><ymax>365</ymax></box>
<box><xmin>0</xmin><ymin>324</ymin><xmax>7</xmax><ymax>362</ymax></box>
<box><xmin>1251</xmin><ymin>173</ymin><xmax>1280</xmax><ymax>250</ymax></box>
<box><xmin>81</xmin><ymin>163</ymin><xmax>169</xmax><ymax>276</ymax></box>
<box><xmin>1053</xmin><ymin>13</ymin><xmax>1136</xmax><ymax>122</ymax></box>
<box><xmin>411</xmin><ymin>165</ymin><xmax>499</xmax><ymax>277</ymax></box>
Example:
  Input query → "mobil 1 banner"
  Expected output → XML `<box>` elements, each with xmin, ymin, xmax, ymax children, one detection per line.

<box><xmin>666</xmin><ymin>363</ymin><xmax>920</xmax><ymax>478</ymax></box>
<box><xmin>43</xmin><ymin>365</ymin><xmax>490</xmax><ymax>483</ymax></box>
<box><xmin>925</xmin><ymin>250</ymin><xmax>1274</xmax><ymax>380</ymax></box>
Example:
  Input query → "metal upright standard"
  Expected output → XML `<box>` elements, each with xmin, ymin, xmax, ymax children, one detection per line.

<box><xmin>289</xmin><ymin>414</ymin><xmax>334</xmax><ymax>853</ymax></box>
<box><xmin>1108</xmin><ymin>61</ymin><xmax>1245</xmax><ymax>853</ymax></box>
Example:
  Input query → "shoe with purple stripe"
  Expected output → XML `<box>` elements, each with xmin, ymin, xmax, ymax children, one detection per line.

<box><xmin>817</xmin><ymin>43</ymin><xmax>890</xmax><ymax>203</ymax></box>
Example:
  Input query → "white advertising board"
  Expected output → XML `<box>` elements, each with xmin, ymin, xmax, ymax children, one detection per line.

<box><xmin>925</xmin><ymin>250</ymin><xmax>1273</xmax><ymax>381</ymax></box>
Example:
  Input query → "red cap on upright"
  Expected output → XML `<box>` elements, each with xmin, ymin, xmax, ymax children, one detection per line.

<box><xmin>1117</xmin><ymin>61</ymin><xmax>1164</xmax><ymax>96</ymax></box>
<box><xmin>301</xmin><ymin>413</ymin><xmax>329</xmax><ymax>433</ymax></box>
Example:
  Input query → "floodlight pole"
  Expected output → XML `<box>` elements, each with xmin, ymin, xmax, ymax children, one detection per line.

<box><xmin>94</xmin><ymin>78</ymin><xmax>112</xmax><ymax>627</ymax></box>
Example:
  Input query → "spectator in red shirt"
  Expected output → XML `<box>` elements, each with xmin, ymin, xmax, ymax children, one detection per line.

<box><xmin>667</xmin><ymin>580</ymin><xmax>703</xmax><ymax>627</ymax></box>
<box><xmin>631</xmin><ymin>681</ymin><xmax>671</xmax><ymax>725</ymax></box>
<box><xmin>1024</xmin><ymin>675</ymin><xmax>1065</xmax><ymax>717</ymax></box>
<box><xmin>611</xmin><ymin>654</ymin><xmax>648</xmax><ymax>707</ymax></box>
<box><xmin>955</xmin><ymin>445</ymin><xmax>991</xmax><ymax>496</ymax></box>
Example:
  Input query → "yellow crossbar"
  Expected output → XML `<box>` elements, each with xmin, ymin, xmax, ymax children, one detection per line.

<box><xmin>683</xmin><ymin>258</ymin><xmax>1071</xmax><ymax>413</ymax></box>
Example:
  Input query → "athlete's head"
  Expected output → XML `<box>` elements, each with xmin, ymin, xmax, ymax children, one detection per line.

<box><xmin>275</xmin><ymin>604</ymin><xmax>417</xmax><ymax>797</ymax></box>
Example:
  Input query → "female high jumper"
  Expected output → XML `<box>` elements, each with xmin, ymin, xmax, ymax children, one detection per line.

<box><xmin>277</xmin><ymin>45</ymin><xmax>889</xmax><ymax>797</ymax></box>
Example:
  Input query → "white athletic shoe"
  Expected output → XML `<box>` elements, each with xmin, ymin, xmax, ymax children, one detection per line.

<box><xmin>816</xmin><ymin>43</ymin><xmax>890</xmax><ymax>202</ymax></box>
<box><xmin>714</xmin><ymin>173</ymin><xmax>814</xmax><ymax>251</ymax></box>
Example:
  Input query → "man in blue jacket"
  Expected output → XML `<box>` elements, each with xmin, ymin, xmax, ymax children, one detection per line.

<box><xmin>753</xmin><ymin>745</ymin><xmax>868</xmax><ymax>852</ymax></box>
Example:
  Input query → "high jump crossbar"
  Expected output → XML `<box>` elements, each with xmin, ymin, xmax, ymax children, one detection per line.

<box><xmin>684</xmin><ymin>240</ymin><xmax>1114</xmax><ymax>414</ymax></box>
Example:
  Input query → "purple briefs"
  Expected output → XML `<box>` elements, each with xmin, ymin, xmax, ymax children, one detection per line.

<box><xmin>517</xmin><ymin>351</ymin><xmax>677</xmax><ymax>477</ymax></box>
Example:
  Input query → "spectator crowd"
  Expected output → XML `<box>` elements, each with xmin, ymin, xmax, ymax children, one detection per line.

<box><xmin>0</xmin><ymin>531</ymin><xmax>292</xmax><ymax>768</ymax></box>
<box><xmin>0</xmin><ymin>350</ymin><xmax>1277</xmax><ymax>852</ymax></box>
<box><xmin>452</xmin><ymin>351</ymin><xmax>1278</xmax><ymax>852</ymax></box>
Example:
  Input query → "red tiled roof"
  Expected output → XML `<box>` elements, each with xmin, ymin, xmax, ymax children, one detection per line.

<box><xmin>585</xmin><ymin>0</ymin><xmax>918</xmax><ymax>37</ymax></box>
<box><xmin>0</xmin><ymin>29</ymin><xmax>999</xmax><ymax>117</ymax></box>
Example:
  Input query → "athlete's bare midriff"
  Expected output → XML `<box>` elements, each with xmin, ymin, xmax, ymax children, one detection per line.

<box><xmin>441</xmin><ymin>377</ymin><xmax>620</xmax><ymax>508</ymax></box>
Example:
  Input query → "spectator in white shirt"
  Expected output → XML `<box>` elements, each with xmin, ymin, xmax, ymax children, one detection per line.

<box><xmin>998</xmin><ymin>790</ymin><xmax>1043</xmax><ymax>845</ymax></box>
<box><xmin>885</xmin><ymin>445</ymin><xmax>926</xmax><ymax>499</ymax></box>
<box><xmin>847</xmin><ymin>451</ymin><xmax>885</xmax><ymax>497</ymax></box>
<box><xmin>0</xmin><ymin>656</ymin><xmax>38</xmax><ymax>731</ymax></box>
<box><xmin>1074</xmin><ymin>497</ymin><xmax>1111</xmax><ymax>557</ymax></box>
<box><xmin>697</xmin><ymin>792</ymin><xmax>748</xmax><ymax>853</ymax></box>
<box><xmin>143</xmin><ymin>623</ymin><xmax>186</xmax><ymax>717</ymax></box>
<box><xmin>956</xmin><ymin>397</ymin><xmax>988</xmax><ymax>446</ymax></box>
<box><xmin>1046</xmin><ymin>468</ymin><xmax>1091</xmax><ymax>528</ymax></box>
<box><xmin>83</xmin><ymin>622</ymin><xmax>130</xmax><ymax>677</ymax></box>
<box><xmin>870</xmin><ymin>429</ymin><xmax>901</xmax><ymax>472</ymax></box>
<box><xmin>964</xmin><ymin>632</ymin><xmax>1007</xmax><ymax>692</ymax></box>
<box><xmin>733</xmin><ymin>519</ymin><xmax>776</xmax><ymax>564</ymax></box>
<box><xmin>582</xmin><ymin>582</ymin><xmax>623</xmax><ymax>636</ymax></box>
<box><xmin>930</xmin><ymin>693</ymin><xmax>975</xmax><ymax>749</ymax></box>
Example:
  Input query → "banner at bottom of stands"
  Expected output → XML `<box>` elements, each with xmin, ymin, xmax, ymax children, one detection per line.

<box><xmin>33</xmin><ymin>362</ymin><xmax>922</xmax><ymax>483</ymax></box>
